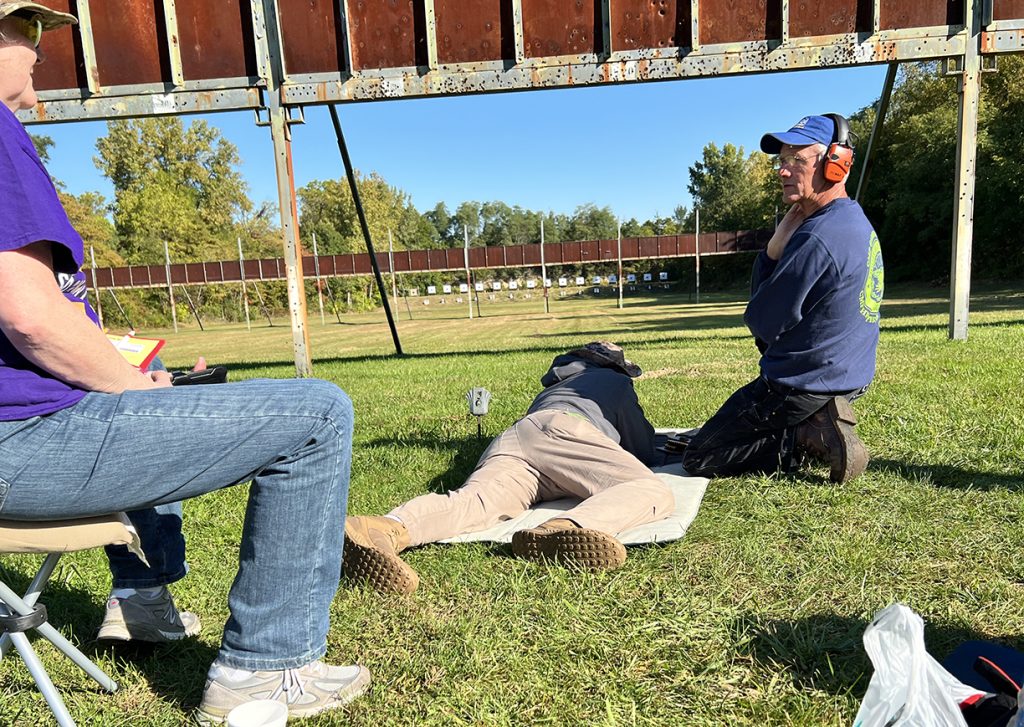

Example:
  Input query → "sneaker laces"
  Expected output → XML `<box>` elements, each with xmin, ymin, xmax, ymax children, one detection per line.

<box><xmin>269</xmin><ymin>667</ymin><xmax>308</xmax><ymax>705</ymax></box>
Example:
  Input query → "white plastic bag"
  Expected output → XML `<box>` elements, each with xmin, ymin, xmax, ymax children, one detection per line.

<box><xmin>853</xmin><ymin>603</ymin><xmax>984</xmax><ymax>727</ymax></box>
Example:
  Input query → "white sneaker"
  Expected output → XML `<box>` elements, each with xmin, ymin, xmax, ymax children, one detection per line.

<box><xmin>195</xmin><ymin>660</ymin><xmax>371</xmax><ymax>724</ymax></box>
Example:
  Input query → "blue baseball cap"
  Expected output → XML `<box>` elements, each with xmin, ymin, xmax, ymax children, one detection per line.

<box><xmin>760</xmin><ymin>115</ymin><xmax>836</xmax><ymax>154</ymax></box>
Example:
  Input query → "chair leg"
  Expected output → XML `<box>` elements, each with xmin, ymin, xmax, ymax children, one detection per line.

<box><xmin>0</xmin><ymin>580</ymin><xmax>118</xmax><ymax>692</ymax></box>
<box><xmin>8</xmin><ymin>631</ymin><xmax>77</xmax><ymax>727</ymax></box>
<box><xmin>0</xmin><ymin>553</ymin><xmax>61</xmax><ymax>659</ymax></box>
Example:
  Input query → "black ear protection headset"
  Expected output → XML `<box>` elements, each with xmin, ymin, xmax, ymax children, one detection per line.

<box><xmin>822</xmin><ymin>113</ymin><xmax>854</xmax><ymax>183</ymax></box>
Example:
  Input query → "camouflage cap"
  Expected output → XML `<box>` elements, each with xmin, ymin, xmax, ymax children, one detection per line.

<box><xmin>0</xmin><ymin>2</ymin><xmax>77</xmax><ymax>30</ymax></box>
<box><xmin>566</xmin><ymin>341</ymin><xmax>642</xmax><ymax>378</ymax></box>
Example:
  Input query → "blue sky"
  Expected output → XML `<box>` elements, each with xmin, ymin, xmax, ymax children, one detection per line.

<box><xmin>38</xmin><ymin>65</ymin><xmax>890</xmax><ymax>223</ymax></box>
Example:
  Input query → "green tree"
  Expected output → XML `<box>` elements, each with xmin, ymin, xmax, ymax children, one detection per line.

<box><xmin>566</xmin><ymin>204</ymin><xmax>618</xmax><ymax>241</ymax></box>
<box><xmin>94</xmin><ymin>118</ymin><xmax>251</xmax><ymax>264</ymax></box>
<box><xmin>687</xmin><ymin>142</ymin><xmax>776</xmax><ymax>231</ymax></box>
<box><xmin>30</xmin><ymin>133</ymin><xmax>53</xmax><ymax>163</ymax></box>
<box><xmin>297</xmin><ymin>172</ymin><xmax>432</xmax><ymax>254</ymax></box>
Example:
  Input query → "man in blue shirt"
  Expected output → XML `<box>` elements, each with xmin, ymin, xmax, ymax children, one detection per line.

<box><xmin>682</xmin><ymin>114</ymin><xmax>884</xmax><ymax>483</ymax></box>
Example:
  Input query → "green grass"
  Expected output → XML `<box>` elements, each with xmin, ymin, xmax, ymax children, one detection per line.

<box><xmin>2</xmin><ymin>284</ymin><xmax>1023</xmax><ymax>725</ymax></box>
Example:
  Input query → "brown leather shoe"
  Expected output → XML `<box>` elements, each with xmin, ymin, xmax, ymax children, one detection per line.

<box><xmin>342</xmin><ymin>516</ymin><xmax>419</xmax><ymax>594</ymax></box>
<box><xmin>795</xmin><ymin>397</ymin><xmax>869</xmax><ymax>483</ymax></box>
<box><xmin>511</xmin><ymin>518</ymin><xmax>627</xmax><ymax>571</ymax></box>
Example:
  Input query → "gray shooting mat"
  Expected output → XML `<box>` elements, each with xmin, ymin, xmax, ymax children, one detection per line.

<box><xmin>440</xmin><ymin>428</ymin><xmax>707</xmax><ymax>546</ymax></box>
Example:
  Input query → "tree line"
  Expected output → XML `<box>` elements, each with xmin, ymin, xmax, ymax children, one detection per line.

<box><xmin>35</xmin><ymin>57</ymin><xmax>1024</xmax><ymax>327</ymax></box>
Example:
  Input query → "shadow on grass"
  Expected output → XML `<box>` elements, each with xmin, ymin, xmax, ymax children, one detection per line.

<box><xmin>0</xmin><ymin>561</ymin><xmax>217</xmax><ymax>712</ymax></box>
<box><xmin>734</xmin><ymin>611</ymin><xmax>1024</xmax><ymax>698</ymax></box>
<box><xmin>870</xmin><ymin>459</ymin><xmax>1024</xmax><ymax>492</ymax></box>
<box><xmin>364</xmin><ymin>431</ymin><xmax>490</xmax><ymax>495</ymax></box>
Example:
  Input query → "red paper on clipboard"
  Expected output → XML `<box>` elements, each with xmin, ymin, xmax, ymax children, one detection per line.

<box><xmin>107</xmin><ymin>333</ymin><xmax>165</xmax><ymax>370</ymax></box>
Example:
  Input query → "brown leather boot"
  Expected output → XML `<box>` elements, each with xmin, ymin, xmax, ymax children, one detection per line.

<box><xmin>795</xmin><ymin>396</ymin><xmax>869</xmax><ymax>483</ymax></box>
<box><xmin>511</xmin><ymin>518</ymin><xmax>627</xmax><ymax>571</ymax></box>
<box><xmin>342</xmin><ymin>516</ymin><xmax>419</xmax><ymax>594</ymax></box>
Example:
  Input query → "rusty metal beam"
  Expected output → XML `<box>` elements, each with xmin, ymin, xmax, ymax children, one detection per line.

<box><xmin>280</xmin><ymin>28</ymin><xmax>967</xmax><ymax>106</ymax></box>
<box><xmin>19</xmin><ymin>88</ymin><xmax>262</xmax><ymax>123</ymax></box>
<box><xmin>254</xmin><ymin>0</ymin><xmax>312</xmax><ymax>375</ymax></box>
<box><xmin>950</xmin><ymin>0</ymin><xmax>982</xmax><ymax>341</ymax></box>
<box><xmin>161</xmin><ymin>0</ymin><xmax>185</xmax><ymax>87</ymax></box>
<box><xmin>75</xmin><ymin>0</ymin><xmax>101</xmax><ymax>94</ymax></box>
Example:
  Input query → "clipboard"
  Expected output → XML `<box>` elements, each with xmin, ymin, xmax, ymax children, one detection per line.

<box><xmin>107</xmin><ymin>333</ymin><xmax>165</xmax><ymax>370</ymax></box>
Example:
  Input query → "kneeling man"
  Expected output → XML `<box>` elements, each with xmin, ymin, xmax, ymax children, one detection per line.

<box><xmin>344</xmin><ymin>342</ymin><xmax>674</xmax><ymax>593</ymax></box>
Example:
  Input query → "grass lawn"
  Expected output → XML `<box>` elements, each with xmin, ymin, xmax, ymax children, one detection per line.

<box><xmin>2</xmin><ymin>283</ymin><xmax>1023</xmax><ymax>725</ymax></box>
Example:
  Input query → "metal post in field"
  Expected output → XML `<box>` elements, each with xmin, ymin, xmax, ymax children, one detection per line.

<box><xmin>617</xmin><ymin>222</ymin><xmax>623</xmax><ymax>310</ymax></box>
<box><xmin>464</xmin><ymin>226</ymin><xmax>473</xmax><ymax>320</ymax></box>
<box><xmin>237</xmin><ymin>237</ymin><xmax>251</xmax><ymax>331</ymax></box>
<box><xmin>164</xmin><ymin>240</ymin><xmax>178</xmax><ymax>333</ymax></box>
<box><xmin>88</xmin><ymin>246</ymin><xmax>104</xmax><ymax>330</ymax></box>
<box><xmin>540</xmin><ymin>218</ymin><xmax>549</xmax><ymax>314</ymax></box>
<box><xmin>312</xmin><ymin>232</ymin><xmax>325</xmax><ymax>325</ymax></box>
<box><xmin>179</xmin><ymin>284</ymin><xmax>205</xmax><ymax>331</ymax></box>
<box><xmin>695</xmin><ymin>208</ymin><xmax>701</xmax><ymax>304</ymax></box>
<box><xmin>388</xmin><ymin>229</ymin><xmax>398</xmax><ymax>304</ymax></box>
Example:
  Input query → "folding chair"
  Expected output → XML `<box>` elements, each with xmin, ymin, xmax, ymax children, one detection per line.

<box><xmin>0</xmin><ymin>515</ymin><xmax>139</xmax><ymax>727</ymax></box>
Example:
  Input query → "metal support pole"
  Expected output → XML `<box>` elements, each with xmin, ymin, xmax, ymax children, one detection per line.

<box><xmin>255</xmin><ymin>0</ymin><xmax>313</xmax><ymax>375</ymax></box>
<box><xmin>107</xmin><ymin>289</ymin><xmax>133</xmax><ymax>331</ymax></box>
<box><xmin>464</xmin><ymin>226</ymin><xmax>473</xmax><ymax>320</ymax></box>
<box><xmin>89</xmin><ymin>246</ymin><xmax>104</xmax><ymax>329</ymax></box>
<box><xmin>163</xmin><ymin>241</ymin><xmax>178</xmax><ymax>333</ymax></box>
<box><xmin>388</xmin><ymin>229</ymin><xmax>398</xmax><ymax>303</ymax></box>
<box><xmin>695</xmin><ymin>208</ymin><xmax>701</xmax><ymax>304</ymax></box>
<box><xmin>617</xmin><ymin>222</ymin><xmax>624</xmax><ymax>309</ymax></box>
<box><xmin>312</xmin><ymin>232</ymin><xmax>325</xmax><ymax>325</ymax></box>
<box><xmin>237</xmin><ymin>237</ymin><xmax>251</xmax><ymax>331</ymax></box>
<box><xmin>950</xmin><ymin>0</ymin><xmax>981</xmax><ymax>340</ymax></box>
<box><xmin>854</xmin><ymin>63</ymin><xmax>898</xmax><ymax>202</ymax></box>
<box><xmin>540</xmin><ymin>218</ymin><xmax>549</xmax><ymax>314</ymax></box>
<box><xmin>328</xmin><ymin>104</ymin><xmax>404</xmax><ymax>356</ymax></box>
<box><xmin>251</xmin><ymin>281</ymin><xmax>274</xmax><ymax>326</ymax></box>
<box><xmin>179</xmin><ymin>285</ymin><xmax>204</xmax><ymax>330</ymax></box>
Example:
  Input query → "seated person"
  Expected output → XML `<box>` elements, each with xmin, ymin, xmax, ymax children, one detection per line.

<box><xmin>343</xmin><ymin>342</ymin><xmax>675</xmax><ymax>594</ymax></box>
<box><xmin>0</xmin><ymin>6</ymin><xmax>367</xmax><ymax>722</ymax></box>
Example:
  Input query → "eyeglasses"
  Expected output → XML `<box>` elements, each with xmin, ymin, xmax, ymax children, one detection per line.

<box><xmin>10</xmin><ymin>14</ymin><xmax>44</xmax><ymax>48</ymax></box>
<box><xmin>773</xmin><ymin>151</ymin><xmax>822</xmax><ymax>170</ymax></box>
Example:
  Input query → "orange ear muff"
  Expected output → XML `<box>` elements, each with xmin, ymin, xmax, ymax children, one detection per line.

<box><xmin>823</xmin><ymin>143</ymin><xmax>853</xmax><ymax>183</ymax></box>
<box><xmin>822</xmin><ymin>113</ymin><xmax>854</xmax><ymax>183</ymax></box>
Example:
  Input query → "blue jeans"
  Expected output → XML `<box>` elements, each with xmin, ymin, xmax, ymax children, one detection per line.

<box><xmin>0</xmin><ymin>378</ymin><xmax>353</xmax><ymax>671</ymax></box>
<box><xmin>105</xmin><ymin>356</ymin><xmax>188</xmax><ymax>588</ymax></box>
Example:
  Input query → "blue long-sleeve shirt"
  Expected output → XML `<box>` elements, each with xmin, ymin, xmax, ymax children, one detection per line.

<box><xmin>743</xmin><ymin>198</ymin><xmax>884</xmax><ymax>393</ymax></box>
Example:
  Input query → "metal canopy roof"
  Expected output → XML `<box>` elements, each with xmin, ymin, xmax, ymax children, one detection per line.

<box><xmin>18</xmin><ymin>0</ymin><xmax>1021</xmax><ymax>373</ymax></box>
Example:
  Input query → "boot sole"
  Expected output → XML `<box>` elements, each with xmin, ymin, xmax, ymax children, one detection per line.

<box><xmin>827</xmin><ymin>397</ymin><xmax>869</xmax><ymax>483</ymax></box>
<box><xmin>343</xmin><ymin>523</ymin><xmax>419</xmax><ymax>594</ymax></box>
<box><xmin>511</xmin><ymin>527</ymin><xmax>627</xmax><ymax>570</ymax></box>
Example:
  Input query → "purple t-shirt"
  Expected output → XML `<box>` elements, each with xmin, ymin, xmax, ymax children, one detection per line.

<box><xmin>0</xmin><ymin>104</ymin><xmax>96</xmax><ymax>420</ymax></box>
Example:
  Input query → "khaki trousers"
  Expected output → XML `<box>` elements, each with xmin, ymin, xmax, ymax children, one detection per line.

<box><xmin>390</xmin><ymin>410</ymin><xmax>675</xmax><ymax>546</ymax></box>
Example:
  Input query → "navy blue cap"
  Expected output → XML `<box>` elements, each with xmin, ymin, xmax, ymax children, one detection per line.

<box><xmin>760</xmin><ymin>115</ymin><xmax>836</xmax><ymax>154</ymax></box>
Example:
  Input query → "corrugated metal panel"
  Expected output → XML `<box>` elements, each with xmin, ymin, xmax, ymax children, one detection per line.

<box><xmin>150</xmin><ymin>267</ymin><xmax>168</xmax><ymax>285</ymax></box>
<box><xmin>90</xmin><ymin>1</ymin><xmax>168</xmax><ymax>86</ymax></box>
<box><xmin>789</xmin><ymin>0</ymin><xmax>869</xmax><ymax>37</ymax></box>
<box><xmin>176</xmin><ymin>0</ymin><xmax>256</xmax><ymax>80</ymax></box>
<box><xmin>32</xmin><ymin>0</ymin><xmax>82</xmax><ymax>91</ymax></box>
<box><xmin>170</xmin><ymin>264</ymin><xmax>188</xmax><ymax>284</ymax></box>
<box><xmin>96</xmin><ymin>269</ymin><xmax>113</xmax><ymax>287</ymax></box>
<box><xmin>333</xmin><ymin>255</ymin><xmax>354</xmax><ymax>275</ymax></box>
<box><xmin>348</xmin><ymin>0</ymin><xmax>424</xmax><ymax>70</ymax></box>
<box><xmin>612</xmin><ymin>0</ymin><xmax>689</xmax><ymax>51</ymax></box>
<box><xmin>185</xmin><ymin>262</ymin><xmax>205</xmax><ymax>281</ymax></box>
<box><xmin>622</xmin><ymin>237</ymin><xmax>639</xmax><ymax>257</ymax></box>
<box><xmin>879</xmin><ymin>0</ymin><xmax>964</xmax><ymax>30</ymax></box>
<box><xmin>436</xmin><ymin>0</ymin><xmax>510</xmax><ymax>63</ymax></box>
<box><xmin>468</xmin><ymin>247</ymin><xmax>486</xmax><ymax>267</ymax></box>
<box><xmin>521</xmin><ymin>0</ymin><xmax>599</xmax><ymax>58</ymax></box>
<box><xmin>581</xmin><ymin>240</ymin><xmax>599</xmax><ymax>259</ymax></box>
<box><xmin>994</xmin><ymin>0</ymin><xmax>1024</xmax><ymax>20</ymax></box>
<box><xmin>277</xmin><ymin>0</ymin><xmax>345</xmax><ymax>74</ymax></box>
<box><xmin>505</xmin><ymin>245</ymin><xmax>526</xmax><ymax>266</ymax></box>
<box><xmin>112</xmin><ymin>268</ymin><xmax>131</xmax><ymax>287</ymax></box>
<box><xmin>523</xmin><ymin>244</ymin><xmax>541</xmax><ymax>265</ymax></box>
<box><xmin>318</xmin><ymin>256</ymin><xmax>337</xmax><ymax>275</ymax></box>
<box><xmin>700</xmin><ymin>1</ymin><xmax>782</xmax><ymax>45</ymax></box>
